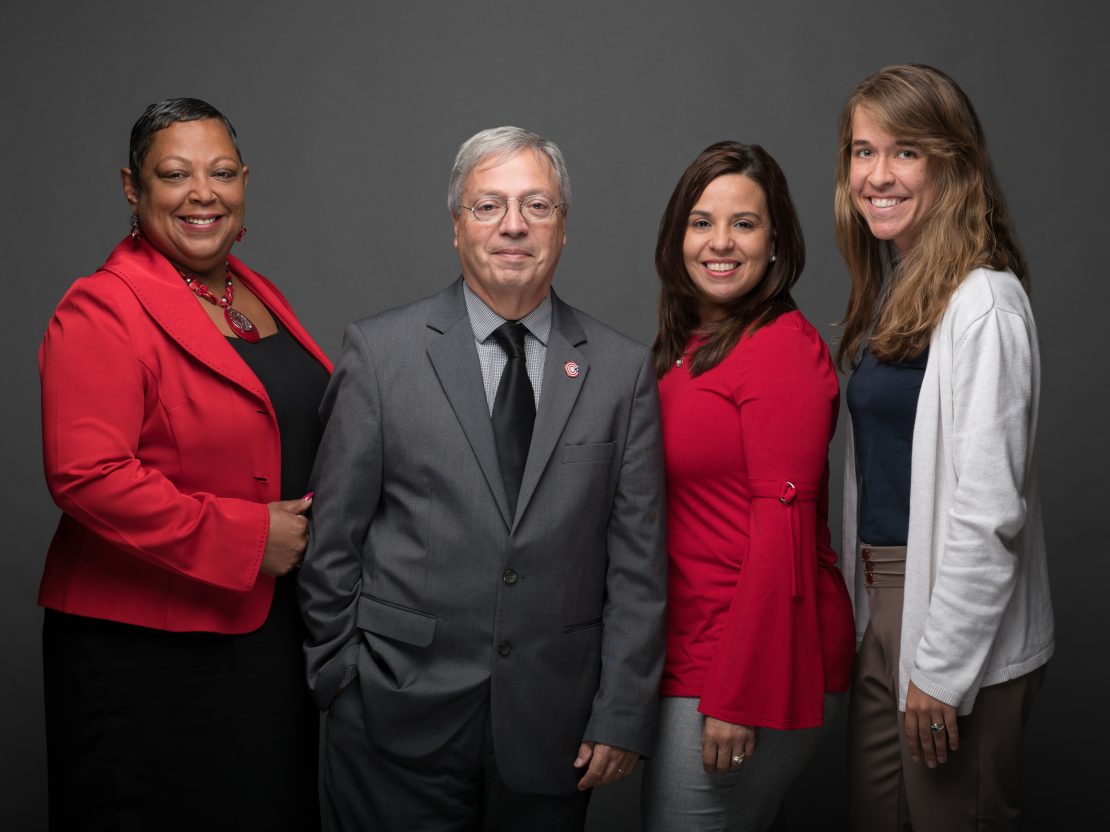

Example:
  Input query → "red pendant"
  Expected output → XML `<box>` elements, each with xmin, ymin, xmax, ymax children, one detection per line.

<box><xmin>225</xmin><ymin>306</ymin><xmax>261</xmax><ymax>343</ymax></box>
<box><xmin>177</xmin><ymin>261</ymin><xmax>262</xmax><ymax>343</ymax></box>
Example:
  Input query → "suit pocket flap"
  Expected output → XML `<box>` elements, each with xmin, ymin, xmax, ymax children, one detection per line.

<box><xmin>558</xmin><ymin>442</ymin><xmax>615</xmax><ymax>464</ymax></box>
<box><xmin>357</xmin><ymin>595</ymin><xmax>436</xmax><ymax>647</ymax></box>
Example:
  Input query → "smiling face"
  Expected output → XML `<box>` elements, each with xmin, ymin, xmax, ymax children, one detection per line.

<box><xmin>452</xmin><ymin>149</ymin><xmax>566</xmax><ymax>319</ymax></box>
<box><xmin>682</xmin><ymin>174</ymin><xmax>774</xmax><ymax>324</ymax></box>
<box><xmin>849</xmin><ymin>107</ymin><xmax>934</xmax><ymax>255</ymax></box>
<box><xmin>122</xmin><ymin>118</ymin><xmax>248</xmax><ymax>283</ymax></box>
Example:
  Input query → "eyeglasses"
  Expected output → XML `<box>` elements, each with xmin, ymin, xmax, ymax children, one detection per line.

<box><xmin>461</xmin><ymin>195</ymin><xmax>564</xmax><ymax>224</ymax></box>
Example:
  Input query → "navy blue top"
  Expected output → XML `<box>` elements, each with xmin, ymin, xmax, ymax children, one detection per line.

<box><xmin>847</xmin><ymin>347</ymin><xmax>929</xmax><ymax>546</ymax></box>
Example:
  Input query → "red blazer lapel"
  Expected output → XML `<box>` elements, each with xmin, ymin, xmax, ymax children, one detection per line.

<box><xmin>99</xmin><ymin>238</ymin><xmax>331</xmax><ymax>401</ymax></box>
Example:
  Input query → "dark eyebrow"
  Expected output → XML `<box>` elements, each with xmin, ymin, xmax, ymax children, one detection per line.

<box><xmin>689</xmin><ymin>209</ymin><xmax>762</xmax><ymax>220</ymax></box>
<box><xmin>155</xmin><ymin>155</ymin><xmax>240</xmax><ymax>166</ymax></box>
<box><xmin>852</xmin><ymin>138</ymin><xmax>920</xmax><ymax>148</ymax></box>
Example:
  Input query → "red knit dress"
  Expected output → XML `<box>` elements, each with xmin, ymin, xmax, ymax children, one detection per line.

<box><xmin>658</xmin><ymin>310</ymin><xmax>855</xmax><ymax>729</ymax></box>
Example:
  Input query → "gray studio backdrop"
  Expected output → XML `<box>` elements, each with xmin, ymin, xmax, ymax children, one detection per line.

<box><xmin>3</xmin><ymin>1</ymin><xmax>1106</xmax><ymax>828</ymax></box>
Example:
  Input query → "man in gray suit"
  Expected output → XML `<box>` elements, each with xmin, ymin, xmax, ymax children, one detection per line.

<box><xmin>299</xmin><ymin>126</ymin><xmax>666</xmax><ymax>830</ymax></box>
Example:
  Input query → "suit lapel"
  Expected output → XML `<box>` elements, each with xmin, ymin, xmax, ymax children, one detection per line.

<box><xmin>425</xmin><ymin>281</ymin><xmax>513</xmax><ymax>529</ymax></box>
<box><xmin>513</xmin><ymin>293</ymin><xmax>588</xmax><ymax>528</ymax></box>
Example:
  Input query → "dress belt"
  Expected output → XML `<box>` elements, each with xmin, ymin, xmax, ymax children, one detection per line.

<box><xmin>749</xmin><ymin>479</ymin><xmax>819</xmax><ymax>598</ymax></box>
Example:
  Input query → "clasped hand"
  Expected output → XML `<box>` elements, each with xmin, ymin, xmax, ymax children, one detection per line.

<box><xmin>261</xmin><ymin>495</ymin><xmax>313</xmax><ymax>576</ymax></box>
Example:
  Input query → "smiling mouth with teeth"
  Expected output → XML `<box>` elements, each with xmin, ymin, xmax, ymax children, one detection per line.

<box><xmin>869</xmin><ymin>198</ymin><xmax>904</xmax><ymax>208</ymax></box>
<box><xmin>705</xmin><ymin>262</ymin><xmax>739</xmax><ymax>272</ymax></box>
<box><xmin>183</xmin><ymin>217</ymin><xmax>219</xmax><ymax>225</ymax></box>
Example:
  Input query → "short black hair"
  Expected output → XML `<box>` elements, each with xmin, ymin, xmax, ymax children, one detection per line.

<box><xmin>128</xmin><ymin>98</ymin><xmax>241</xmax><ymax>189</ymax></box>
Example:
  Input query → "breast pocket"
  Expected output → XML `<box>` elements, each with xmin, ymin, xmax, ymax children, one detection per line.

<box><xmin>558</xmin><ymin>442</ymin><xmax>615</xmax><ymax>465</ymax></box>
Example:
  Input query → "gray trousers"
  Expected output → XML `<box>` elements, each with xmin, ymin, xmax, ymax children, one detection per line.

<box><xmin>640</xmin><ymin>694</ymin><xmax>842</xmax><ymax>832</ymax></box>
<box><xmin>323</xmin><ymin>678</ymin><xmax>591</xmax><ymax>831</ymax></box>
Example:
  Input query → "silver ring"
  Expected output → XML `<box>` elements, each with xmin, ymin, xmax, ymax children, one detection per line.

<box><xmin>730</xmin><ymin>754</ymin><xmax>745</xmax><ymax>766</ymax></box>
<box><xmin>930</xmin><ymin>722</ymin><xmax>945</xmax><ymax>733</ymax></box>
<box><xmin>616</xmin><ymin>768</ymin><xmax>625</xmax><ymax>774</ymax></box>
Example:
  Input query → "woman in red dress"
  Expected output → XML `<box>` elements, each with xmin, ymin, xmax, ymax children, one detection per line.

<box><xmin>640</xmin><ymin>142</ymin><xmax>855</xmax><ymax>831</ymax></box>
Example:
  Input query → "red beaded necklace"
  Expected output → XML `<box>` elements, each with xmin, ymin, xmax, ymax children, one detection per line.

<box><xmin>178</xmin><ymin>263</ymin><xmax>261</xmax><ymax>343</ymax></box>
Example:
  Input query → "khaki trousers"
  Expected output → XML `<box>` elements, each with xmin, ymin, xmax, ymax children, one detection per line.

<box><xmin>848</xmin><ymin>545</ymin><xmax>1046</xmax><ymax>831</ymax></box>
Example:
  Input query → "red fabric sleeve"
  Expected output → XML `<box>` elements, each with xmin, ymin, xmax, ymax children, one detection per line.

<box><xmin>40</xmin><ymin>277</ymin><xmax>269</xmax><ymax>592</ymax></box>
<box><xmin>697</xmin><ymin>320</ymin><xmax>840</xmax><ymax>729</ymax></box>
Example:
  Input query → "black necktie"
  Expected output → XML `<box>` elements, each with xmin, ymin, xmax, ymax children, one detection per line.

<box><xmin>491</xmin><ymin>321</ymin><xmax>535</xmax><ymax>517</ymax></box>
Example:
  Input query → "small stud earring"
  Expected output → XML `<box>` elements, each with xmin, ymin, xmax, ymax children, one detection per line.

<box><xmin>236</xmin><ymin>226</ymin><xmax>248</xmax><ymax>242</ymax></box>
<box><xmin>769</xmin><ymin>249</ymin><xmax>777</xmax><ymax>263</ymax></box>
<box><xmin>129</xmin><ymin>214</ymin><xmax>142</xmax><ymax>240</ymax></box>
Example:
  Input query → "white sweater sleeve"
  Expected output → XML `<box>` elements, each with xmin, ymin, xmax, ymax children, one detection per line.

<box><xmin>909</xmin><ymin>302</ymin><xmax>1036</xmax><ymax>705</ymax></box>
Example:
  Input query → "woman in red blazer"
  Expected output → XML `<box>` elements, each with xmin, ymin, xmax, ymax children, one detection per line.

<box><xmin>639</xmin><ymin>143</ymin><xmax>856</xmax><ymax>831</ymax></box>
<box><xmin>39</xmin><ymin>99</ymin><xmax>332</xmax><ymax>831</ymax></box>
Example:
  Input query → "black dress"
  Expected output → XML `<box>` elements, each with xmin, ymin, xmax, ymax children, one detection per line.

<box><xmin>43</xmin><ymin>327</ymin><xmax>328</xmax><ymax>831</ymax></box>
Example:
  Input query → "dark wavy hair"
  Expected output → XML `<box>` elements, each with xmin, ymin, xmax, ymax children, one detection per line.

<box><xmin>653</xmin><ymin>141</ymin><xmax>804</xmax><ymax>378</ymax></box>
<box><xmin>128</xmin><ymin>98</ymin><xmax>241</xmax><ymax>190</ymax></box>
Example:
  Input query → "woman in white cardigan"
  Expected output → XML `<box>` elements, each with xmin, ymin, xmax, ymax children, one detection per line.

<box><xmin>834</xmin><ymin>64</ymin><xmax>1054</xmax><ymax>831</ymax></box>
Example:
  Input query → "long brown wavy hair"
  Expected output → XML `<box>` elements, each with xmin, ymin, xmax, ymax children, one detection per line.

<box><xmin>653</xmin><ymin>141</ymin><xmax>804</xmax><ymax>378</ymax></box>
<box><xmin>834</xmin><ymin>64</ymin><xmax>1028</xmax><ymax>370</ymax></box>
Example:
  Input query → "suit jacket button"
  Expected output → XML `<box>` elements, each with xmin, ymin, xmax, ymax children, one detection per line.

<box><xmin>502</xmin><ymin>569</ymin><xmax>519</xmax><ymax>585</ymax></box>
<box><xmin>497</xmin><ymin>641</ymin><xmax>512</xmax><ymax>657</ymax></box>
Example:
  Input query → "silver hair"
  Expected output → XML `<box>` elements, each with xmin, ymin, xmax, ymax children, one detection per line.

<box><xmin>447</xmin><ymin>126</ymin><xmax>571</xmax><ymax>217</ymax></box>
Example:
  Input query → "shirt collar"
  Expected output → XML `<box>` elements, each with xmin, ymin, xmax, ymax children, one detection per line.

<box><xmin>462</xmin><ymin>281</ymin><xmax>551</xmax><ymax>346</ymax></box>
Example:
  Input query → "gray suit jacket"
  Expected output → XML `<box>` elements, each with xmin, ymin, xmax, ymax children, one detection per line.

<box><xmin>299</xmin><ymin>279</ymin><xmax>666</xmax><ymax>795</ymax></box>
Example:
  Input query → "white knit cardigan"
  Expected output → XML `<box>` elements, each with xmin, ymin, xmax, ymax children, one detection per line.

<box><xmin>841</xmin><ymin>268</ymin><xmax>1055</xmax><ymax>714</ymax></box>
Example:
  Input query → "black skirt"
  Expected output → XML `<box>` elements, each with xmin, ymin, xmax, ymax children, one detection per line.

<box><xmin>43</xmin><ymin>578</ymin><xmax>319</xmax><ymax>831</ymax></box>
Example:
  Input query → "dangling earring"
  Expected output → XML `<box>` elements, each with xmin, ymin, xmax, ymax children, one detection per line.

<box><xmin>129</xmin><ymin>214</ymin><xmax>142</xmax><ymax>240</ymax></box>
<box><xmin>769</xmin><ymin>249</ymin><xmax>777</xmax><ymax>263</ymax></box>
<box><xmin>236</xmin><ymin>226</ymin><xmax>248</xmax><ymax>242</ymax></box>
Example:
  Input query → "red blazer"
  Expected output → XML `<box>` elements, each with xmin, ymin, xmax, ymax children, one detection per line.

<box><xmin>39</xmin><ymin>237</ymin><xmax>332</xmax><ymax>633</ymax></box>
